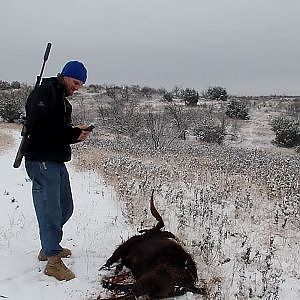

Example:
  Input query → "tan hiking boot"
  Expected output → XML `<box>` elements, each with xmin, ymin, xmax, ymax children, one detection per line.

<box><xmin>44</xmin><ymin>255</ymin><xmax>75</xmax><ymax>281</ymax></box>
<box><xmin>38</xmin><ymin>248</ymin><xmax>72</xmax><ymax>261</ymax></box>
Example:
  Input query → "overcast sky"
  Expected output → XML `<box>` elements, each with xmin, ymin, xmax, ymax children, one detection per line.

<box><xmin>1</xmin><ymin>0</ymin><xmax>300</xmax><ymax>95</ymax></box>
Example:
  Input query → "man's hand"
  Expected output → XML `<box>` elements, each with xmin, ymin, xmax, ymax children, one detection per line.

<box><xmin>83</xmin><ymin>124</ymin><xmax>95</xmax><ymax>131</ymax></box>
<box><xmin>76</xmin><ymin>124</ymin><xmax>94</xmax><ymax>141</ymax></box>
<box><xmin>78</xmin><ymin>130</ymin><xmax>90</xmax><ymax>141</ymax></box>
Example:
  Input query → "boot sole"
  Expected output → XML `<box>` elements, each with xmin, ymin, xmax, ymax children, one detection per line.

<box><xmin>38</xmin><ymin>254</ymin><xmax>71</xmax><ymax>261</ymax></box>
<box><xmin>44</xmin><ymin>269</ymin><xmax>75</xmax><ymax>281</ymax></box>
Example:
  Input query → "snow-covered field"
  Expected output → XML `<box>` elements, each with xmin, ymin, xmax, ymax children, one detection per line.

<box><xmin>0</xmin><ymin>128</ymin><xmax>136</xmax><ymax>300</ymax></box>
<box><xmin>1</xmin><ymin>107</ymin><xmax>299</xmax><ymax>300</ymax></box>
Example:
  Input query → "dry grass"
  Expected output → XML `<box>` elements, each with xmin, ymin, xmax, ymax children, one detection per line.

<box><xmin>71</xmin><ymin>132</ymin><xmax>299</xmax><ymax>299</ymax></box>
<box><xmin>72</xmin><ymin>147</ymin><xmax>111</xmax><ymax>171</ymax></box>
<box><xmin>0</xmin><ymin>122</ymin><xmax>20</xmax><ymax>153</ymax></box>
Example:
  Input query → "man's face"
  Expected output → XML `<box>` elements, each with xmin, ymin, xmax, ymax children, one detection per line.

<box><xmin>63</xmin><ymin>76</ymin><xmax>83</xmax><ymax>96</ymax></box>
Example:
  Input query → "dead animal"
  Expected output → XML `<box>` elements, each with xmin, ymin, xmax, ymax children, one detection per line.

<box><xmin>98</xmin><ymin>190</ymin><xmax>206</xmax><ymax>300</ymax></box>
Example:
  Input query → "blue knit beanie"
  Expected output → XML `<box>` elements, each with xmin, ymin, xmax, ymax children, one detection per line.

<box><xmin>61</xmin><ymin>61</ymin><xmax>87</xmax><ymax>83</ymax></box>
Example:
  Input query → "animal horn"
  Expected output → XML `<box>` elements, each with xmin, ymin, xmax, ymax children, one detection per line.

<box><xmin>150</xmin><ymin>189</ymin><xmax>164</xmax><ymax>230</ymax></box>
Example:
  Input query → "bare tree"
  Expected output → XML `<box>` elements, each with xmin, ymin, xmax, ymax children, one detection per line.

<box><xmin>165</xmin><ymin>104</ymin><xmax>187</xmax><ymax>139</ymax></box>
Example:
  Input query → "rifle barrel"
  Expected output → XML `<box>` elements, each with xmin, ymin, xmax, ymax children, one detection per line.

<box><xmin>35</xmin><ymin>43</ymin><xmax>52</xmax><ymax>88</ymax></box>
<box><xmin>44</xmin><ymin>42</ymin><xmax>52</xmax><ymax>61</ymax></box>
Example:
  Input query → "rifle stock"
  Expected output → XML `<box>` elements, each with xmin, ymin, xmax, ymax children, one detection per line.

<box><xmin>13</xmin><ymin>126</ymin><xmax>28</xmax><ymax>168</ymax></box>
<box><xmin>13</xmin><ymin>42</ymin><xmax>52</xmax><ymax>168</ymax></box>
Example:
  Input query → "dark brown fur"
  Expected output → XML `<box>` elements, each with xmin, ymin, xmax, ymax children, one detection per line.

<box><xmin>100</xmin><ymin>191</ymin><xmax>205</xmax><ymax>299</ymax></box>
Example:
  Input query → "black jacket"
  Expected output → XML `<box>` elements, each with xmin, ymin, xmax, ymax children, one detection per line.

<box><xmin>25</xmin><ymin>76</ymin><xmax>82</xmax><ymax>162</ymax></box>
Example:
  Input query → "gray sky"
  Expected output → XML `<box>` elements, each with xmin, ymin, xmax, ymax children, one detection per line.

<box><xmin>1</xmin><ymin>0</ymin><xmax>300</xmax><ymax>95</ymax></box>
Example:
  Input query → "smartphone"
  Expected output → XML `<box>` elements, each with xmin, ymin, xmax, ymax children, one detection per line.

<box><xmin>83</xmin><ymin>124</ymin><xmax>95</xmax><ymax>131</ymax></box>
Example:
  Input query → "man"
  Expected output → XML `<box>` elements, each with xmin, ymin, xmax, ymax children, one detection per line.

<box><xmin>24</xmin><ymin>61</ymin><xmax>91</xmax><ymax>281</ymax></box>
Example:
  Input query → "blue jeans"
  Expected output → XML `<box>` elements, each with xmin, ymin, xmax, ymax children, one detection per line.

<box><xmin>25</xmin><ymin>160</ymin><xmax>74</xmax><ymax>257</ymax></box>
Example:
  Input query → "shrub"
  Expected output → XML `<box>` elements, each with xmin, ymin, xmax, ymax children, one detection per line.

<box><xmin>163</xmin><ymin>92</ymin><xmax>173</xmax><ymax>102</ymax></box>
<box><xmin>10</xmin><ymin>81</ymin><xmax>21</xmax><ymax>89</ymax></box>
<box><xmin>141</xmin><ymin>86</ymin><xmax>154</xmax><ymax>98</ymax></box>
<box><xmin>288</xmin><ymin>98</ymin><xmax>300</xmax><ymax>117</ymax></box>
<box><xmin>165</xmin><ymin>104</ymin><xmax>187</xmax><ymax>139</ymax></box>
<box><xmin>270</xmin><ymin>116</ymin><xmax>300</xmax><ymax>147</ymax></box>
<box><xmin>0</xmin><ymin>92</ymin><xmax>22</xmax><ymax>122</ymax></box>
<box><xmin>0</xmin><ymin>86</ymin><xmax>31</xmax><ymax>123</ymax></box>
<box><xmin>106</xmin><ymin>86</ymin><xmax>118</xmax><ymax>100</ymax></box>
<box><xmin>97</xmin><ymin>98</ymin><xmax>142</xmax><ymax>137</ymax></box>
<box><xmin>203</xmin><ymin>86</ymin><xmax>228</xmax><ymax>100</ymax></box>
<box><xmin>183</xmin><ymin>88</ymin><xmax>199</xmax><ymax>106</ymax></box>
<box><xmin>193</xmin><ymin>116</ymin><xmax>225</xmax><ymax>144</ymax></box>
<box><xmin>171</xmin><ymin>86</ymin><xmax>183</xmax><ymax>98</ymax></box>
<box><xmin>0</xmin><ymin>80</ymin><xmax>10</xmax><ymax>90</ymax></box>
<box><xmin>226</xmin><ymin>100</ymin><xmax>249</xmax><ymax>120</ymax></box>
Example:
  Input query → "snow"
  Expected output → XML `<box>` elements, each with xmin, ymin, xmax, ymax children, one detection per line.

<box><xmin>1</xmin><ymin>125</ymin><xmax>300</xmax><ymax>300</ymax></box>
<box><xmin>0</xmin><ymin>129</ymin><xmax>134</xmax><ymax>300</ymax></box>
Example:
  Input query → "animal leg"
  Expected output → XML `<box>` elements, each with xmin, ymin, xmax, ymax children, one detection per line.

<box><xmin>102</xmin><ymin>278</ymin><xmax>134</xmax><ymax>294</ymax></box>
<box><xmin>103</xmin><ymin>253</ymin><xmax>121</xmax><ymax>268</ymax></box>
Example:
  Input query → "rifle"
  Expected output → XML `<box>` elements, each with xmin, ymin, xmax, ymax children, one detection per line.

<box><xmin>13</xmin><ymin>42</ymin><xmax>52</xmax><ymax>168</ymax></box>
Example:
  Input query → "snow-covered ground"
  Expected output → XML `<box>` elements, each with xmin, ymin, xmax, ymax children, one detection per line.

<box><xmin>1</xmin><ymin>124</ymin><xmax>299</xmax><ymax>300</ymax></box>
<box><xmin>224</xmin><ymin>105</ymin><xmax>295</xmax><ymax>154</ymax></box>
<box><xmin>0</xmin><ymin>129</ymin><xmax>135</xmax><ymax>300</ymax></box>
